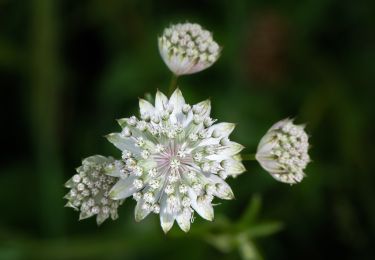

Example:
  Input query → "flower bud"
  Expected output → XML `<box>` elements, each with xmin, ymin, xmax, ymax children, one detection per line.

<box><xmin>256</xmin><ymin>118</ymin><xmax>310</xmax><ymax>184</ymax></box>
<box><xmin>64</xmin><ymin>155</ymin><xmax>124</xmax><ymax>224</ymax></box>
<box><xmin>158</xmin><ymin>23</ymin><xmax>221</xmax><ymax>76</ymax></box>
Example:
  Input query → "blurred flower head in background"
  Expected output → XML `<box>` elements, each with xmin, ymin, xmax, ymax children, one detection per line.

<box><xmin>256</xmin><ymin>118</ymin><xmax>310</xmax><ymax>184</ymax></box>
<box><xmin>105</xmin><ymin>89</ymin><xmax>245</xmax><ymax>233</ymax></box>
<box><xmin>158</xmin><ymin>22</ymin><xmax>221</xmax><ymax>76</ymax></box>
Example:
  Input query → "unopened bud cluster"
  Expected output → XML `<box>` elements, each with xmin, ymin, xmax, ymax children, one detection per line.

<box><xmin>64</xmin><ymin>155</ymin><xmax>124</xmax><ymax>224</ymax></box>
<box><xmin>256</xmin><ymin>119</ymin><xmax>310</xmax><ymax>184</ymax></box>
<box><xmin>159</xmin><ymin>22</ymin><xmax>221</xmax><ymax>76</ymax></box>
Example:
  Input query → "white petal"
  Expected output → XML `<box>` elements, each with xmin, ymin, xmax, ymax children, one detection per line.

<box><xmin>255</xmin><ymin>156</ymin><xmax>284</xmax><ymax>174</ymax></box>
<box><xmin>139</xmin><ymin>98</ymin><xmax>154</xmax><ymax>117</ymax></box>
<box><xmin>64</xmin><ymin>179</ymin><xmax>74</xmax><ymax>188</ymax></box>
<box><xmin>198</xmin><ymin>137</ymin><xmax>220</xmax><ymax>147</ymax></box>
<box><xmin>206</xmin><ymin>142</ymin><xmax>244</xmax><ymax>161</ymax></box>
<box><xmin>176</xmin><ymin>209</ymin><xmax>191</xmax><ymax>232</ymax></box>
<box><xmin>206</xmin><ymin>123</ymin><xmax>235</xmax><ymax>138</ymax></box>
<box><xmin>169</xmin><ymin>88</ymin><xmax>185</xmax><ymax>114</ymax></box>
<box><xmin>155</xmin><ymin>90</ymin><xmax>168</xmax><ymax>111</ymax></box>
<box><xmin>206</xmin><ymin>174</ymin><xmax>235</xmax><ymax>200</ymax></box>
<box><xmin>134</xmin><ymin>199</ymin><xmax>152</xmax><ymax>222</ymax></box>
<box><xmin>158</xmin><ymin>38</ymin><xmax>170</xmax><ymax>68</ymax></box>
<box><xmin>109</xmin><ymin>176</ymin><xmax>138</xmax><ymax>200</ymax></box>
<box><xmin>182</xmin><ymin>110</ymin><xmax>194</xmax><ymax>127</ymax></box>
<box><xmin>79</xmin><ymin>211</ymin><xmax>93</xmax><ymax>220</ymax></box>
<box><xmin>223</xmin><ymin>142</ymin><xmax>245</xmax><ymax>155</ymax></box>
<box><xmin>224</xmin><ymin>159</ymin><xmax>246</xmax><ymax>177</ymax></box>
<box><xmin>268</xmin><ymin>118</ymin><xmax>293</xmax><ymax>132</ymax></box>
<box><xmin>160</xmin><ymin>196</ymin><xmax>175</xmax><ymax>233</ymax></box>
<box><xmin>256</xmin><ymin>132</ymin><xmax>278</xmax><ymax>154</ymax></box>
<box><xmin>188</xmin><ymin>61</ymin><xmax>212</xmax><ymax>74</ymax></box>
<box><xmin>83</xmin><ymin>155</ymin><xmax>110</xmax><ymax>165</ymax></box>
<box><xmin>116</xmin><ymin>118</ymin><xmax>128</xmax><ymax>128</ymax></box>
<box><xmin>96</xmin><ymin>214</ymin><xmax>108</xmax><ymax>225</ymax></box>
<box><xmin>195</xmin><ymin>99</ymin><xmax>211</xmax><ymax>117</ymax></box>
<box><xmin>104</xmin><ymin>164</ymin><xmax>122</xmax><ymax>177</ymax></box>
<box><xmin>170</xmin><ymin>55</ymin><xmax>195</xmax><ymax>75</ymax></box>
<box><xmin>137</xmin><ymin>159</ymin><xmax>157</xmax><ymax>172</ymax></box>
<box><xmin>106</xmin><ymin>133</ymin><xmax>141</xmax><ymax>155</ymax></box>
<box><xmin>189</xmin><ymin>189</ymin><xmax>214</xmax><ymax>221</ymax></box>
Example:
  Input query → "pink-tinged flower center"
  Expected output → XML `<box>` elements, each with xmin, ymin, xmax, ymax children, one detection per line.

<box><xmin>152</xmin><ymin>142</ymin><xmax>194</xmax><ymax>174</ymax></box>
<box><xmin>170</xmin><ymin>158</ymin><xmax>181</xmax><ymax>169</ymax></box>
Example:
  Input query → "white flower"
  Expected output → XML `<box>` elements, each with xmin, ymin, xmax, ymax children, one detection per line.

<box><xmin>256</xmin><ymin>118</ymin><xmax>311</xmax><ymax>184</ymax></box>
<box><xmin>106</xmin><ymin>89</ymin><xmax>245</xmax><ymax>233</ymax></box>
<box><xmin>64</xmin><ymin>155</ymin><xmax>125</xmax><ymax>225</ymax></box>
<box><xmin>158</xmin><ymin>22</ymin><xmax>221</xmax><ymax>76</ymax></box>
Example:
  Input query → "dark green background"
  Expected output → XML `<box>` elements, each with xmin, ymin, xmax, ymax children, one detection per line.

<box><xmin>1</xmin><ymin>0</ymin><xmax>374</xmax><ymax>259</ymax></box>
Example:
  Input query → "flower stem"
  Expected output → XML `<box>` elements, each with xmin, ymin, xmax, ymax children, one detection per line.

<box><xmin>242</xmin><ymin>153</ymin><xmax>257</xmax><ymax>161</ymax></box>
<box><xmin>168</xmin><ymin>74</ymin><xmax>178</xmax><ymax>95</ymax></box>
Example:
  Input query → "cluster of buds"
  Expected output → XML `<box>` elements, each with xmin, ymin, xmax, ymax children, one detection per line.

<box><xmin>159</xmin><ymin>22</ymin><xmax>221</xmax><ymax>76</ymax></box>
<box><xmin>64</xmin><ymin>156</ymin><xmax>124</xmax><ymax>225</ymax></box>
<box><xmin>255</xmin><ymin>119</ymin><xmax>310</xmax><ymax>184</ymax></box>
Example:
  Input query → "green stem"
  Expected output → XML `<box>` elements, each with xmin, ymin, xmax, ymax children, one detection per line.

<box><xmin>242</xmin><ymin>153</ymin><xmax>257</xmax><ymax>161</ymax></box>
<box><xmin>168</xmin><ymin>74</ymin><xmax>178</xmax><ymax>95</ymax></box>
<box><xmin>31</xmin><ymin>0</ymin><xmax>65</xmax><ymax>237</ymax></box>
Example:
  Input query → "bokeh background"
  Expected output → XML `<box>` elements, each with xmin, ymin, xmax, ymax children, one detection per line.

<box><xmin>1</xmin><ymin>0</ymin><xmax>375</xmax><ymax>259</ymax></box>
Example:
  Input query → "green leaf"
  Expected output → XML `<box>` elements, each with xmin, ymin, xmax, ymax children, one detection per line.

<box><xmin>237</xmin><ymin>234</ymin><xmax>263</xmax><ymax>260</ymax></box>
<box><xmin>204</xmin><ymin>234</ymin><xmax>236</xmax><ymax>253</ymax></box>
<box><xmin>244</xmin><ymin>221</ymin><xmax>283</xmax><ymax>238</ymax></box>
<box><xmin>237</xmin><ymin>195</ymin><xmax>262</xmax><ymax>228</ymax></box>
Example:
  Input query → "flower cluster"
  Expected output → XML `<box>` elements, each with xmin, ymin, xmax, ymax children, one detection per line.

<box><xmin>255</xmin><ymin>119</ymin><xmax>310</xmax><ymax>184</ymax></box>
<box><xmin>64</xmin><ymin>155</ymin><xmax>124</xmax><ymax>225</ymax></box>
<box><xmin>106</xmin><ymin>89</ymin><xmax>245</xmax><ymax>232</ymax></box>
<box><xmin>159</xmin><ymin>22</ymin><xmax>221</xmax><ymax>76</ymax></box>
<box><xmin>65</xmin><ymin>21</ymin><xmax>312</xmax><ymax>233</ymax></box>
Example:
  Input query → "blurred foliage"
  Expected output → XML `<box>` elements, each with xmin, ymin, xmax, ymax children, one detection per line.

<box><xmin>180</xmin><ymin>195</ymin><xmax>283</xmax><ymax>260</ymax></box>
<box><xmin>1</xmin><ymin>0</ymin><xmax>375</xmax><ymax>259</ymax></box>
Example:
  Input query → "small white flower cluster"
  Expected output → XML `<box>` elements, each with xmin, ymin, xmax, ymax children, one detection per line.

<box><xmin>159</xmin><ymin>22</ymin><xmax>221</xmax><ymax>76</ymax></box>
<box><xmin>64</xmin><ymin>155</ymin><xmax>124</xmax><ymax>225</ymax></box>
<box><xmin>105</xmin><ymin>89</ymin><xmax>245</xmax><ymax>233</ymax></box>
<box><xmin>256</xmin><ymin>119</ymin><xmax>310</xmax><ymax>184</ymax></box>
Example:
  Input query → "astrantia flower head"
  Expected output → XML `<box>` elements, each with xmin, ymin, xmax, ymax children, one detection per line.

<box><xmin>158</xmin><ymin>22</ymin><xmax>221</xmax><ymax>76</ymax></box>
<box><xmin>64</xmin><ymin>155</ymin><xmax>124</xmax><ymax>225</ymax></box>
<box><xmin>106</xmin><ymin>89</ymin><xmax>245</xmax><ymax>233</ymax></box>
<box><xmin>255</xmin><ymin>118</ymin><xmax>310</xmax><ymax>184</ymax></box>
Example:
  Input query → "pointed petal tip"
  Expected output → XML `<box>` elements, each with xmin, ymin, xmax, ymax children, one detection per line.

<box><xmin>202</xmin><ymin>98</ymin><xmax>211</xmax><ymax>105</ymax></box>
<box><xmin>161</xmin><ymin>224</ymin><xmax>173</xmax><ymax>234</ymax></box>
<box><xmin>180</xmin><ymin>225</ymin><xmax>190</xmax><ymax>233</ymax></box>
<box><xmin>116</xmin><ymin>118</ymin><xmax>126</xmax><ymax>125</ymax></box>
<box><xmin>156</xmin><ymin>88</ymin><xmax>164</xmax><ymax>95</ymax></box>
<box><xmin>104</xmin><ymin>133</ymin><xmax>113</xmax><ymax>139</ymax></box>
<box><xmin>108</xmin><ymin>191</ymin><xmax>117</xmax><ymax>200</ymax></box>
<box><xmin>229</xmin><ymin>192</ymin><xmax>235</xmax><ymax>200</ymax></box>
<box><xmin>134</xmin><ymin>213</ymin><xmax>142</xmax><ymax>222</ymax></box>
<box><xmin>207</xmin><ymin>215</ymin><xmax>214</xmax><ymax>221</ymax></box>
<box><xmin>64</xmin><ymin>202</ymin><xmax>74</xmax><ymax>208</ymax></box>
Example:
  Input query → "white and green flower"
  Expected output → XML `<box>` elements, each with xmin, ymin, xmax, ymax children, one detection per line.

<box><xmin>159</xmin><ymin>22</ymin><xmax>221</xmax><ymax>76</ymax></box>
<box><xmin>256</xmin><ymin>118</ymin><xmax>310</xmax><ymax>184</ymax></box>
<box><xmin>106</xmin><ymin>89</ymin><xmax>245</xmax><ymax>233</ymax></box>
